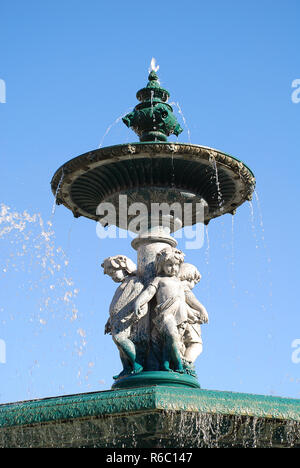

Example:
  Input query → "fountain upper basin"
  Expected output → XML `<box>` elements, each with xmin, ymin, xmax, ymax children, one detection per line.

<box><xmin>51</xmin><ymin>142</ymin><xmax>255</xmax><ymax>228</ymax></box>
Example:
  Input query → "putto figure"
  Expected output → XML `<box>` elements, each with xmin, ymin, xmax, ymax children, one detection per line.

<box><xmin>133</xmin><ymin>248</ymin><xmax>187</xmax><ymax>373</ymax></box>
<box><xmin>102</xmin><ymin>255</ymin><xmax>146</xmax><ymax>379</ymax></box>
<box><xmin>102</xmin><ymin>250</ymin><xmax>209</xmax><ymax>381</ymax></box>
<box><xmin>102</xmin><ymin>255</ymin><xmax>136</xmax><ymax>286</ymax></box>
<box><xmin>179</xmin><ymin>263</ymin><xmax>209</xmax><ymax>367</ymax></box>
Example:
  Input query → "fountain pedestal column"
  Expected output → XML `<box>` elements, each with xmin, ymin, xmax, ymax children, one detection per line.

<box><xmin>131</xmin><ymin>221</ymin><xmax>179</xmax><ymax>282</ymax></box>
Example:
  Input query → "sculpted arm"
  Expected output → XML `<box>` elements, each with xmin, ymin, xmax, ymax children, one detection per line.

<box><xmin>185</xmin><ymin>290</ymin><xmax>209</xmax><ymax>324</ymax></box>
<box><xmin>134</xmin><ymin>282</ymin><xmax>158</xmax><ymax>320</ymax></box>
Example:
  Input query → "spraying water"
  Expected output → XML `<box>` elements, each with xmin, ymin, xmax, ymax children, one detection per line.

<box><xmin>149</xmin><ymin>57</ymin><xmax>159</xmax><ymax>73</ymax></box>
<box><xmin>0</xmin><ymin>203</ymin><xmax>81</xmax><ymax>322</ymax></box>
<box><xmin>170</xmin><ymin>101</ymin><xmax>192</xmax><ymax>143</ymax></box>
<box><xmin>248</xmin><ymin>200</ymin><xmax>259</xmax><ymax>249</ymax></box>
<box><xmin>203</xmin><ymin>225</ymin><xmax>211</xmax><ymax>309</ymax></box>
<box><xmin>209</xmin><ymin>154</ymin><xmax>224</xmax><ymax>211</ymax></box>
<box><xmin>51</xmin><ymin>169</ymin><xmax>64</xmax><ymax>217</ymax></box>
<box><xmin>0</xmin><ymin>204</ymin><xmax>90</xmax><ymax>400</ymax></box>
<box><xmin>253</xmin><ymin>190</ymin><xmax>273</xmax><ymax>309</ymax></box>
<box><xmin>98</xmin><ymin>108</ymin><xmax>133</xmax><ymax>149</ymax></box>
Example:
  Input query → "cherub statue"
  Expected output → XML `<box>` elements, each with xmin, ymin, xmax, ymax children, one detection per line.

<box><xmin>133</xmin><ymin>247</ymin><xmax>187</xmax><ymax>373</ymax></box>
<box><xmin>179</xmin><ymin>263</ymin><xmax>209</xmax><ymax>367</ymax></box>
<box><xmin>102</xmin><ymin>255</ymin><xmax>146</xmax><ymax>379</ymax></box>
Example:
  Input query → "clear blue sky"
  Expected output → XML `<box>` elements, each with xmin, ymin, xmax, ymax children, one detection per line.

<box><xmin>0</xmin><ymin>0</ymin><xmax>299</xmax><ymax>404</ymax></box>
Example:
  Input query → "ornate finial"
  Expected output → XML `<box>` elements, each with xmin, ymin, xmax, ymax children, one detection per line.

<box><xmin>148</xmin><ymin>70</ymin><xmax>159</xmax><ymax>82</ymax></box>
<box><xmin>122</xmin><ymin>63</ymin><xmax>183</xmax><ymax>142</ymax></box>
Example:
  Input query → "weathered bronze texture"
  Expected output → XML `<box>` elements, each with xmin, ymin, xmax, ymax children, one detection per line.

<box><xmin>122</xmin><ymin>71</ymin><xmax>183</xmax><ymax>142</ymax></box>
<box><xmin>51</xmin><ymin>142</ymin><xmax>255</xmax><ymax>227</ymax></box>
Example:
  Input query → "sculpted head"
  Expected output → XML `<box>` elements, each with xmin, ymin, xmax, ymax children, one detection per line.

<box><xmin>101</xmin><ymin>255</ymin><xmax>137</xmax><ymax>283</ymax></box>
<box><xmin>155</xmin><ymin>248</ymin><xmax>185</xmax><ymax>277</ymax></box>
<box><xmin>179</xmin><ymin>262</ymin><xmax>202</xmax><ymax>290</ymax></box>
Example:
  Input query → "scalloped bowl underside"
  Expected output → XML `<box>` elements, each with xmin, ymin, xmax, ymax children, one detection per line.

<box><xmin>51</xmin><ymin>143</ymin><xmax>255</xmax><ymax>226</ymax></box>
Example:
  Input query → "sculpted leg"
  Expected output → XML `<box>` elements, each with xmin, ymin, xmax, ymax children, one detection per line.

<box><xmin>184</xmin><ymin>343</ymin><xmax>203</xmax><ymax>363</ymax></box>
<box><xmin>169</xmin><ymin>337</ymin><xmax>184</xmax><ymax>373</ymax></box>
<box><xmin>162</xmin><ymin>317</ymin><xmax>184</xmax><ymax>373</ymax></box>
<box><xmin>113</xmin><ymin>333</ymin><xmax>143</xmax><ymax>378</ymax></box>
<box><xmin>113</xmin><ymin>352</ymin><xmax>131</xmax><ymax>380</ymax></box>
<box><xmin>162</xmin><ymin>344</ymin><xmax>171</xmax><ymax>372</ymax></box>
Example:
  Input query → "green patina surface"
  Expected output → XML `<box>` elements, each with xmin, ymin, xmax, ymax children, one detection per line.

<box><xmin>0</xmin><ymin>386</ymin><xmax>299</xmax><ymax>429</ymax></box>
<box><xmin>123</xmin><ymin>71</ymin><xmax>183</xmax><ymax>142</ymax></box>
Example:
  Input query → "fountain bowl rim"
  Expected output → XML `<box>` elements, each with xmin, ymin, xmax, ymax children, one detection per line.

<box><xmin>51</xmin><ymin>141</ymin><xmax>256</xmax><ymax>224</ymax></box>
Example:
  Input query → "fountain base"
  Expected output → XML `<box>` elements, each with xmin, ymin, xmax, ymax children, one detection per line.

<box><xmin>0</xmin><ymin>387</ymin><xmax>299</xmax><ymax>448</ymax></box>
<box><xmin>112</xmin><ymin>371</ymin><xmax>200</xmax><ymax>390</ymax></box>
